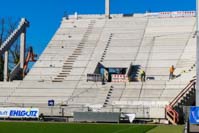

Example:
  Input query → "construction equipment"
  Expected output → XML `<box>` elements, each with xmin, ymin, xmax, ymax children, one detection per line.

<box><xmin>23</xmin><ymin>46</ymin><xmax>37</xmax><ymax>77</ymax></box>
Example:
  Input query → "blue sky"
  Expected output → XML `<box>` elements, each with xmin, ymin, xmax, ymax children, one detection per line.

<box><xmin>0</xmin><ymin>0</ymin><xmax>196</xmax><ymax>55</ymax></box>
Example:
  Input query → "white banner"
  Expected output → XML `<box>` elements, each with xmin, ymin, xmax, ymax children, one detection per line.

<box><xmin>0</xmin><ymin>108</ymin><xmax>39</xmax><ymax>118</ymax></box>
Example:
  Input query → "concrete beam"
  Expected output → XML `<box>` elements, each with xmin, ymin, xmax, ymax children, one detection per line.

<box><xmin>105</xmin><ymin>0</ymin><xmax>110</xmax><ymax>19</ymax></box>
<box><xmin>20</xmin><ymin>29</ymin><xmax>26</xmax><ymax>69</ymax></box>
<box><xmin>4</xmin><ymin>51</ymin><xmax>8</xmax><ymax>82</ymax></box>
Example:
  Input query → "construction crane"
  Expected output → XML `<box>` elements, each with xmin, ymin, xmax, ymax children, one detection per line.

<box><xmin>23</xmin><ymin>46</ymin><xmax>37</xmax><ymax>77</ymax></box>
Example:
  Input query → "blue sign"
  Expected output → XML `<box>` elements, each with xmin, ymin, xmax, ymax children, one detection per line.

<box><xmin>0</xmin><ymin>108</ymin><xmax>39</xmax><ymax>118</ymax></box>
<box><xmin>189</xmin><ymin>106</ymin><xmax>199</xmax><ymax>124</ymax></box>
<box><xmin>10</xmin><ymin>110</ymin><xmax>38</xmax><ymax>117</ymax></box>
<box><xmin>48</xmin><ymin>100</ymin><xmax>55</xmax><ymax>106</ymax></box>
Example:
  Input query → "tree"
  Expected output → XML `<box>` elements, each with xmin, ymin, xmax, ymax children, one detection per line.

<box><xmin>0</xmin><ymin>17</ymin><xmax>20</xmax><ymax>81</ymax></box>
<box><xmin>0</xmin><ymin>18</ymin><xmax>5</xmax><ymax>81</ymax></box>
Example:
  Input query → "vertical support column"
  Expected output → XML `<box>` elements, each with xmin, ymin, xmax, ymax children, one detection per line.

<box><xmin>105</xmin><ymin>0</ymin><xmax>110</xmax><ymax>19</ymax></box>
<box><xmin>20</xmin><ymin>29</ymin><xmax>26</xmax><ymax>69</ymax></box>
<box><xmin>196</xmin><ymin>0</ymin><xmax>199</xmax><ymax>106</ymax></box>
<box><xmin>4</xmin><ymin>51</ymin><xmax>8</xmax><ymax>82</ymax></box>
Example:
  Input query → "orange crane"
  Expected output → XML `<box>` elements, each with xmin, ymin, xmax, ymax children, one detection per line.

<box><xmin>23</xmin><ymin>46</ymin><xmax>37</xmax><ymax>77</ymax></box>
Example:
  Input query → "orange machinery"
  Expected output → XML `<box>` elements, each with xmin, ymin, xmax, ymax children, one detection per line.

<box><xmin>23</xmin><ymin>46</ymin><xmax>37</xmax><ymax>77</ymax></box>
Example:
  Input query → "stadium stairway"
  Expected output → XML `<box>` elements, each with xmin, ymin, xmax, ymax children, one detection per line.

<box><xmin>52</xmin><ymin>20</ymin><xmax>96</xmax><ymax>82</ymax></box>
<box><xmin>100</xmin><ymin>33</ymin><xmax>113</xmax><ymax>62</ymax></box>
<box><xmin>103</xmin><ymin>85</ymin><xmax>114</xmax><ymax>107</ymax></box>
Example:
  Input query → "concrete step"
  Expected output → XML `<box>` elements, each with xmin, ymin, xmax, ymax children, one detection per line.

<box><xmin>65</xmin><ymin>60</ymin><xmax>75</xmax><ymax>63</ymax></box>
<box><xmin>64</xmin><ymin>62</ymin><xmax>73</xmax><ymax>65</ymax></box>
<box><xmin>54</xmin><ymin>77</ymin><xmax>64</xmax><ymax>80</ymax></box>
<box><xmin>60</xmin><ymin>72</ymin><xmax>69</xmax><ymax>74</ymax></box>
<box><xmin>72</xmin><ymin>53</ymin><xmax>81</xmax><ymax>56</ymax></box>
<box><xmin>62</xmin><ymin>69</ymin><xmax>71</xmax><ymax>71</ymax></box>
<box><xmin>57</xmin><ymin>75</ymin><xmax>67</xmax><ymax>77</ymax></box>
<box><xmin>68</xmin><ymin>55</ymin><xmax>78</xmax><ymax>58</ymax></box>
<box><xmin>77</xmin><ymin>46</ymin><xmax>84</xmax><ymax>49</ymax></box>
<box><xmin>62</xmin><ymin>70</ymin><xmax>71</xmax><ymax>73</ymax></box>
<box><xmin>52</xmin><ymin>80</ymin><xmax>63</xmax><ymax>82</ymax></box>
<box><xmin>62</xmin><ymin>66</ymin><xmax>73</xmax><ymax>68</ymax></box>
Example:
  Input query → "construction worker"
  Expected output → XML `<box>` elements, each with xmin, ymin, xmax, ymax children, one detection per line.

<box><xmin>169</xmin><ymin>65</ymin><xmax>175</xmax><ymax>80</ymax></box>
<box><xmin>140</xmin><ymin>70</ymin><xmax>146</xmax><ymax>82</ymax></box>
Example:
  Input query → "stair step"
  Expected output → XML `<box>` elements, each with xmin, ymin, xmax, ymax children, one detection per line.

<box><xmin>62</xmin><ymin>70</ymin><xmax>71</xmax><ymax>73</ymax></box>
<box><xmin>72</xmin><ymin>53</ymin><xmax>81</xmax><ymax>56</ymax></box>
<box><xmin>62</xmin><ymin>69</ymin><xmax>71</xmax><ymax>71</ymax></box>
<box><xmin>67</xmin><ymin>59</ymin><xmax>76</xmax><ymax>61</ymax></box>
<box><xmin>63</xmin><ymin>66</ymin><xmax>73</xmax><ymax>68</ymax></box>
<box><xmin>57</xmin><ymin>75</ymin><xmax>67</xmax><ymax>77</ymax></box>
<box><xmin>74</xmin><ymin>51</ymin><xmax>82</xmax><ymax>53</ymax></box>
<box><xmin>77</xmin><ymin>46</ymin><xmax>84</xmax><ymax>49</ymax></box>
<box><xmin>68</xmin><ymin>57</ymin><xmax>76</xmax><ymax>59</ymax></box>
<box><xmin>75</xmin><ymin>48</ymin><xmax>82</xmax><ymax>50</ymax></box>
<box><xmin>65</xmin><ymin>60</ymin><xmax>75</xmax><ymax>63</ymax></box>
<box><xmin>60</xmin><ymin>72</ymin><xmax>69</xmax><ymax>75</ymax></box>
<box><xmin>52</xmin><ymin>80</ymin><xmax>63</xmax><ymax>82</ymax></box>
<box><xmin>54</xmin><ymin>77</ymin><xmax>64</xmax><ymax>80</ymax></box>
<box><xmin>69</xmin><ymin>55</ymin><xmax>78</xmax><ymax>58</ymax></box>
<box><xmin>74</xmin><ymin>49</ymin><xmax>82</xmax><ymax>51</ymax></box>
<box><xmin>64</xmin><ymin>62</ymin><xmax>73</xmax><ymax>64</ymax></box>
<box><xmin>62</xmin><ymin>69</ymin><xmax>72</xmax><ymax>71</ymax></box>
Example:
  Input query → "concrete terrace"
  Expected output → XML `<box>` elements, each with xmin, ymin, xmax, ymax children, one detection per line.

<box><xmin>0</xmin><ymin>13</ymin><xmax>196</xmax><ymax>117</ymax></box>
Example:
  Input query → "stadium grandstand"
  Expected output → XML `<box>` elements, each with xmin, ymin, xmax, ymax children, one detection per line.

<box><xmin>0</xmin><ymin>0</ymin><xmax>197</xmax><ymax>127</ymax></box>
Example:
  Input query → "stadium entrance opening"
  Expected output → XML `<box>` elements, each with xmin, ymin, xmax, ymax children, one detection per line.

<box><xmin>92</xmin><ymin>63</ymin><xmax>127</xmax><ymax>82</ymax></box>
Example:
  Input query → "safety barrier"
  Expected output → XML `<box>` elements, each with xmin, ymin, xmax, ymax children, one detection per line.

<box><xmin>165</xmin><ymin>105</ymin><xmax>179</xmax><ymax>125</ymax></box>
<box><xmin>112</xmin><ymin>74</ymin><xmax>128</xmax><ymax>82</ymax></box>
<box><xmin>145</xmin><ymin>11</ymin><xmax>196</xmax><ymax>18</ymax></box>
<box><xmin>159</xmin><ymin>11</ymin><xmax>195</xmax><ymax>18</ymax></box>
<box><xmin>87</xmin><ymin>74</ymin><xmax>102</xmax><ymax>82</ymax></box>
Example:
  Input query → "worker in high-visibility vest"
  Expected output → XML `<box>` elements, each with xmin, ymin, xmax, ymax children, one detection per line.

<box><xmin>169</xmin><ymin>65</ymin><xmax>175</xmax><ymax>80</ymax></box>
<box><xmin>140</xmin><ymin>70</ymin><xmax>146</xmax><ymax>82</ymax></box>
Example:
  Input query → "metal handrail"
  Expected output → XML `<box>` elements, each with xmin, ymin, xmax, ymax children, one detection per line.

<box><xmin>169</xmin><ymin>79</ymin><xmax>196</xmax><ymax>107</ymax></box>
<box><xmin>166</xmin><ymin>105</ymin><xmax>179</xmax><ymax>123</ymax></box>
<box><xmin>165</xmin><ymin>79</ymin><xmax>196</xmax><ymax>125</ymax></box>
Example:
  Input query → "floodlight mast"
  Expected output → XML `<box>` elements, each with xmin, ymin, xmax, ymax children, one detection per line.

<box><xmin>197</xmin><ymin>0</ymin><xmax>199</xmax><ymax>106</ymax></box>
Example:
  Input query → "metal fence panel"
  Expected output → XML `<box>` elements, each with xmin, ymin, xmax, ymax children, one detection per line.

<box><xmin>74</xmin><ymin>112</ymin><xmax>120</xmax><ymax>122</ymax></box>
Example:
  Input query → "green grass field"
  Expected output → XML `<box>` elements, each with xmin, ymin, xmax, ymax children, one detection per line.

<box><xmin>0</xmin><ymin>122</ymin><xmax>184</xmax><ymax>133</ymax></box>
